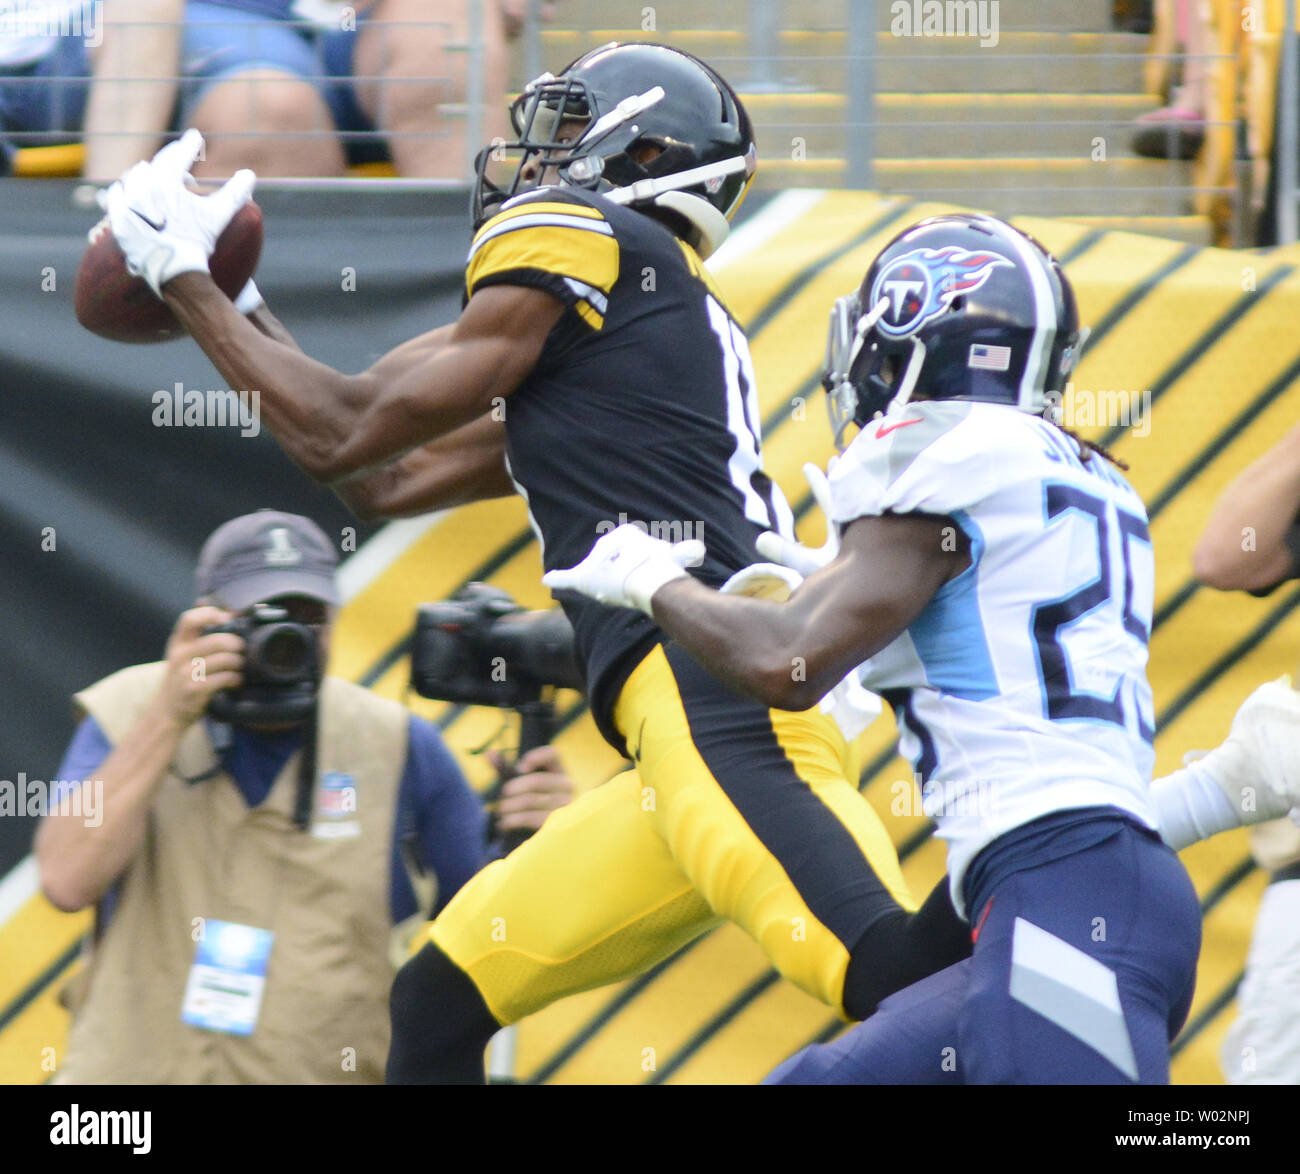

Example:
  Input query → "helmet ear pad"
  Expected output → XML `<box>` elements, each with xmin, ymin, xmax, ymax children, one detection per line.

<box><xmin>592</xmin><ymin>137</ymin><xmax>736</xmax><ymax>259</ymax></box>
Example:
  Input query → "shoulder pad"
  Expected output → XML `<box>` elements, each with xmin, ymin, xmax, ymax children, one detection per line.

<box><xmin>829</xmin><ymin>402</ymin><xmax>1051</xmax><ymax>521</ymax></box>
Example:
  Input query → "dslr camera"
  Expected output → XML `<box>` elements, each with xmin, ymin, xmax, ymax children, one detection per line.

<box><xmin>411</xmin><ymin>583</ymin><xmax>582</xmax><ymax>709</ymax></box>
<box><xmin>203</xmin><ymin>603</ymin><xmax>322</xmax><ymax>725</ymax></box>
<box><xmin>412</xmin><ymin>584</ymin><xmax>583</xmax><ymax>853</ymax></box>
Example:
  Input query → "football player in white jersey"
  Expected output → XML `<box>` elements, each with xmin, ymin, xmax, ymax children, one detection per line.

<box><xmin>547</xmin><ymin>213</ymin><xmax>1300</xmax><ymax>1083</ymax></box>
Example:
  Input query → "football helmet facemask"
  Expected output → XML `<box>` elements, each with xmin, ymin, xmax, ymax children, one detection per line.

<box><xmin>823</xmin><ymin>213</ymin><xmax>1087</xmax><ymax>449</ymax></box>
<box><xmin>471</xmin><ymin>41</ymin><xmax>757</xmax><ymax>260</ymax></box>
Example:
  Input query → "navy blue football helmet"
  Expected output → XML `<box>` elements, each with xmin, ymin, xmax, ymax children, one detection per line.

<box><xmin>471</xmin><ymin>42</ymin><xmax>756</xmax><ymax>259</ymax></box>
<box><xmin>823</xmin><ymin>214</ymin><xmax>1085</xmax><ymax>448</ymax></box>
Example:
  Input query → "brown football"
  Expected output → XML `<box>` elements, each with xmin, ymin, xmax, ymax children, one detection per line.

<box><xmin>75</xmin><ymin>200</ymin><xmax>264</xmax><ymax>344</ymax></box>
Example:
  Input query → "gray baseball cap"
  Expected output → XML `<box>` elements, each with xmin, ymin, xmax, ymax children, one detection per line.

<box><xmin>196</xmin><ymin>510</ymin><xmax>341</xmax><ymax>611</ymax></box>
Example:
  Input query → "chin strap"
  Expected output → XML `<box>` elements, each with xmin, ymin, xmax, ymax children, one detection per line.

<box><xmin>602</xmin><ymin>154</ymin><xmax>751</xmax><ymax>207</ymax></box>
<box><xmin>603</xmin><ymin>155</ymin><xmax>752</xmax><ymax>260</ymax></box>
<box><xmin>847</xmin><ymin>299</ymin><xmax>891</xmax><ymax>373</ymax></box>
<box><xmin>887</xmin><ymin>338</ymin><xmax>929</xmax><ymax>415</ymax></box>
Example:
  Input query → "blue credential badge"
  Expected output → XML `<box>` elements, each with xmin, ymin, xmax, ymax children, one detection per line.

<box><xmin>180</xmin><ymin>920</ymin><xmax>274</xmax><ymax>1035</ymax></box>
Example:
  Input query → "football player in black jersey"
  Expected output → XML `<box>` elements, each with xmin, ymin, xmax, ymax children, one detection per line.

<box><xmin>103</xmin><ymin>42</ymin><xmax>973</xmax><ymax>1083</ymax></box>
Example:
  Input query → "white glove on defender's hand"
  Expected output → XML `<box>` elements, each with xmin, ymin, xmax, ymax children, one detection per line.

<box><xmin>99</xmin><ymin>129</ymin><xmax>256</xmax><ymax>297</ymax></box>
<box><xmin>1195</xmin><ymin>677</ymin><xmax>1300</xmax><ymax>824</ymax></box>
<box><xmin>720</xmin><ymin>560</ymin><xmax>883</xmax><ymax>739</ymax></box>
<box><xmin>755</xmin><ymin>462</ymin><xmax>839</xmax><ymax>576</ymax></box>
<box><xmin>720</xmin><ymin>561</ymin><xmax>805</xmax><ymax>601</ymax></box>
<box><xmin>543</xmin><ymin>524</ymin><xmax>705</xmax><ymax>615</ymax></box>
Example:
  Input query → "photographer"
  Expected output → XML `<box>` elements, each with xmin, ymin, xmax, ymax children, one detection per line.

<box><xmin>35</xmin><ymin>510</ymin><xmax>571</xmax><ymax>1084</ymax></box>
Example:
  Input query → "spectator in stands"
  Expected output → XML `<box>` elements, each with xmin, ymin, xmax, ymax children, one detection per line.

<box><xmin>346</xmin><ymin>0</ymin><xmax>513</xmax><ymax>180</ymax></box>
<box><xmin>1113</xmin><ymin>0</ymin><xmax>1154</xmax><ymax>34</ymax></box>
<box><xmin>499</xmin><ymin>0</ymin><xmax>556</xmax><ymax>39</ymax></box>
<box><xmin>3</xmin><ymin>1</ymin><xmax>525</xmax><ymax>181</ymax></box>
<box><xmin>84</xmin><ymin>0</ymin><xmax>346</xmax><ymax>181</ymax></box>
<box><xmin>1131</xmin><ymin>0</ymin><xmax>1208</xmax><ymax>160</ymax></box>
<box><xmin>35</xmin><ymin>510</ymin><xmax>572</xmax><ymax>1083</ymax></box>
<box><xmin>0</xmin><ymin>1</ymin><xmax>97</xmax><ymax>153</ymax></box>
<box><xmin>1193</xmin><ymin>424</ymin><xmax>1300</xmax><ymax>1085</ymax></box>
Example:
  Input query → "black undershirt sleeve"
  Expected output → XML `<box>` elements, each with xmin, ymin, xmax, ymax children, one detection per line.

<box><xmin>841</xmin><ymin>876</ymin><xmax>973</xmax><ymax>1021</ymax></box>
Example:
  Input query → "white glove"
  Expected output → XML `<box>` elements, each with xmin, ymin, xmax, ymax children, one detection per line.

<box><xmin>720</xmin><ymin>561</ymin><xmax>805</xmax><ymax>601</ymax></box>
<box><xmin>543</xmin><ymin>523</ymin><xmax>705</xmax><ymax>615</ymax></box>
<box><xmin>1194</xmin><ymin>677</ymin><xmax>1300</xmax><ymax>824</ymax></box>
<box><xmin>99</xmin><ymin>129</ymin><xmax>256</xmax><ymax>297</ymax></box>
<box><xmin>755</xmin><ymin>462</ymin><xmax>839</xmax><ymax>576</ymax></box>
<box><xmin>721</xmin><ymin>559</ymin><xmax>883</xmax><ymax>739</ymax></box>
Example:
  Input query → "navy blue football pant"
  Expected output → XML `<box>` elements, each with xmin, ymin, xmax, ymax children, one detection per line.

<box><xmin>767</xmin><ymin>810</ymin><xmax>1201</xmax><ymax>1084</ymax></box>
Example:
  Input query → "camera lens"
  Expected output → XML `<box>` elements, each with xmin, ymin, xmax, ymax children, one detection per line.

<box><xmin>248</xmin><ymin>623</ymin><xmax>314</xmax><ymax>682</ymax></box>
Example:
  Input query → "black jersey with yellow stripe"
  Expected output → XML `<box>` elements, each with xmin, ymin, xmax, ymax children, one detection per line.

<box><xmin>465</xmin><ymin>186</ymin><xmax>793</xmax><ymax>752</ymax></box>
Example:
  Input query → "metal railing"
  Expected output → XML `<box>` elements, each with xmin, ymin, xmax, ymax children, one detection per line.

<box><xmin>513</xmin><ymin>0</ymin><xmax>1238</xmax><ymax>240</ymax></box>
<box><xmin>845</xmin><ymin>1</ymin><xmax>875</xmax><ymax>188</ymax></box>
<box><xmin>1279</xmin><ymin>0</ymin><xmax>1298</xmax><ymax>243</ymax></box>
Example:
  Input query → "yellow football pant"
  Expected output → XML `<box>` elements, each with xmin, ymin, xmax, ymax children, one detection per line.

<box><xmin>428</xmin><ymin>642</ymin><xmax>914</xmax><ymax>1024</ymax></box>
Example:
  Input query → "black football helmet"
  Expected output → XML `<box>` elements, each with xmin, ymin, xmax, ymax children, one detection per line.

<box><xmin>471</xmin><ymin>41</ymin><xmax>757</xmax><ymax>259</ymax></box>
<box><xmin>823</xmin><ymin>214</ymin><xmax>1086</xmax><ymax>448</ymax></box>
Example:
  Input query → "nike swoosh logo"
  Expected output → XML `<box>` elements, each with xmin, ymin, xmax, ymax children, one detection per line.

<box><xmin>875</xmin><ymin>417</ymin><xmax>924</xmax><ymax>439</ymax></box>
<box><xmin>130</xmin><ymin>207</ymin><xmax>166</xmax><ymax>232</ymax></box>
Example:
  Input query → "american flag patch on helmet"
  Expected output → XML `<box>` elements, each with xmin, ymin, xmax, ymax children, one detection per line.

<box><xmin>968</xmin><ymin>343</ymin><xmax>1012</xmax><ymax>371</ymax></box>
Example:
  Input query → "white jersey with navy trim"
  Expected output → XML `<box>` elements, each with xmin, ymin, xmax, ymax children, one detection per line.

<box><xmin>828</xmin><ymin>400</ymin><xmax>1158</xmax><ymax>915</ymax></box>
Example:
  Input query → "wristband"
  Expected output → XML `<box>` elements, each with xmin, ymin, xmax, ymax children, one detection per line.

<box><xmin>234</xmin><ymin>278</ymin><xmax>264</xmax><ymax>315</ymax></box>
<box><xmin>624</xmin><ymin>558</ymin><xmax>690</xmax><ymax>615</ymax></box>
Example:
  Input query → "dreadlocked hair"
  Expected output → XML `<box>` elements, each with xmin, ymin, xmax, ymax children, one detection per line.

<box><xmin>1054</xmin><ymin>422</ymin><xmax>1129</xmax><ymax>471</ymax></box>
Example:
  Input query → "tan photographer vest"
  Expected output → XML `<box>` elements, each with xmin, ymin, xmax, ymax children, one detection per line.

<box><xmin>56</xmin><ymin>662</ymin><xmax>409</xmax><ymax>1084</ymax></box>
